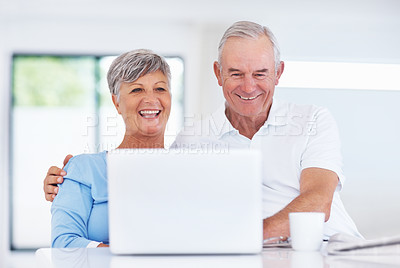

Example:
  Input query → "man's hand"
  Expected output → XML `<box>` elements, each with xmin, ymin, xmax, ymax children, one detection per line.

<box><xmin>43</xmin><ymin>154</ymin><xmax>73</xmax><ymax>202</ymax></box>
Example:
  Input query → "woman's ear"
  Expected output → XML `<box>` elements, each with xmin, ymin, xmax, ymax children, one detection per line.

<box><xmin>112</xmin><ymin>94</ymin><xmax>121</xmax><ymax>114</ymax></box>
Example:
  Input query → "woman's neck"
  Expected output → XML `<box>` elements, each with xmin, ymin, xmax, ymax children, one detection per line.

<box><xmin>117</xmin><ymin>133</ymin><xmax>165</xmax><ymax>149</ymax></box>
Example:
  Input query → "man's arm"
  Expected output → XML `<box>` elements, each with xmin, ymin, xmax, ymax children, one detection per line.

<box><xmin>43</xmin><ymin>154</ymin><xmax>73</xmax><ymax>201</ymax></box>
<box><xmin>263</xmin><ymin>167</ymin><xmax>338</xmax><ymax>239</ymax></box>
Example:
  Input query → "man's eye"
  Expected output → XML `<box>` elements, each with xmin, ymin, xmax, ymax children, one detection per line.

<box><xmin>130</xmin><ymin>88</ymin><xmax>143</xmax><ymax>93</ymax></box>
<box><xmin>254</xmin><ymin>73</ymin><xmax>266</xmax><ymax>79</ymax></box>
<box><xmin>231</xmin><ymin>73</ymin><xmax>242</xmax><ymax>77</ymax></box>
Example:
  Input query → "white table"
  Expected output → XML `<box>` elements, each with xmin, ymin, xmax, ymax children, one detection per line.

<box><xmin>4</xmin><ymin>244</ymin><xmax>400</xmax><ymax>268</ymax></box>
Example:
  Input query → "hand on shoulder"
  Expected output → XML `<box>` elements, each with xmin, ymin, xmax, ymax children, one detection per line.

<box><xmin>43</xmin><ymin>154</ymin><xmax>73</xmax><ymax>202</ymax></box>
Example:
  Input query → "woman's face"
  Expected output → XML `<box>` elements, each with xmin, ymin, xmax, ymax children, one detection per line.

<box><xmin>113</xmin><ymin>70</ymin><xmax>171</xmax><ymax>139</ymax></box>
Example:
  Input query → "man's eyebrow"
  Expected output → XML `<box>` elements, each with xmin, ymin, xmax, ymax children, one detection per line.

<box><xmin>255</xmin><ymin>69</ymin><xmax>268</xmax><ymax>73</ymax></box>
<box><xmin>227</xmin><ymin>68</ymin><xmax>269</xmax><ymax>73</ymax></box>
<box><xmin>227</xmin><ymin>68</ymin><xmax>241</xmax><ymax>73</ymax></box>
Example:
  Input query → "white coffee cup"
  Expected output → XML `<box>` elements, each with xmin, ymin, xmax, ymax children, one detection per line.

<box><xmin>289</xmin><ymin>212</ymin><xmax>325</xmax><ymax>251</ymax></box>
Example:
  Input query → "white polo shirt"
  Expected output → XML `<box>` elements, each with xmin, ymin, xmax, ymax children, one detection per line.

<box><xmin>173</xmin><ymin>99</ymin><xmax>362</xmax><ymax>238</ymax></box>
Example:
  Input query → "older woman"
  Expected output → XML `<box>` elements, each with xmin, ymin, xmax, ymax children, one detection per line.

<box><xmin>51</xmin><ymin>49</ymin><xmax>171</xmax><ymax>248</ymax></box>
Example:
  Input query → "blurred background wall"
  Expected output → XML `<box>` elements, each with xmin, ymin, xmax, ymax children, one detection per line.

<box><xmin>1</xmin><ymin>0</ymin><xmax>399</xmax><ymax>251</ymax></box>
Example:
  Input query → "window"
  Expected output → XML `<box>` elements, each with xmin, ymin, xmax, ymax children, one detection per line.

<box><xmin>11</xmin><ymin>54</ymin><xmax>184</xmax><ymax>249</ymax></box>
<box><xmin>278</xmin><ymin>61</ymin><xmax>400</xmax><ymax>91</ymax></box>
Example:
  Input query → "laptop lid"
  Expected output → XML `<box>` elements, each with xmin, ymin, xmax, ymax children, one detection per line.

<box><xmin>107</xmin><ymin>149</ymin><xmax>262</xmax><ymax>255</ymax></box>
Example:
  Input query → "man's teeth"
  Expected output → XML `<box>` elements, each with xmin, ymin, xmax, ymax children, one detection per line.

<box><xmin>239</xmin><ymin>95</ymin><xmax>257</xmax><ymax>100</ymax></box>
<box><xmin>140</xmin><ymin>110</ymin><xmax>159</xmax><ymax>115</ymax></box>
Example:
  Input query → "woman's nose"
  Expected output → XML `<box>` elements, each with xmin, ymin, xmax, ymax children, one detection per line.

<box><xmin>142</xmin><ymin>92</ymin><xmax>160</xmax><ymax>104</ymax></box>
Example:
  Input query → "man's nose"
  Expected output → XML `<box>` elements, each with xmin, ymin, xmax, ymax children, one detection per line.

<box><xmin>242</xmin><ymin>75</ymin><xmax>256</xmax><ymax>93</ymax></box>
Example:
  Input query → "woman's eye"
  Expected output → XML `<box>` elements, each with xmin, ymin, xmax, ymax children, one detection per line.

<box><xmin>156</xmin><ymin>87</ymin><xmax>167</xmax><ymax>92</ymax></box>
<box><xmin>130</xmin><ymin>88</ymin><xmax>143</xmax><ymax>93</ymax></box>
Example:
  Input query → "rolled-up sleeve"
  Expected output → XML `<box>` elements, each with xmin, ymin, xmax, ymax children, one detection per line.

<box><xmin>51</xmin><ymin>160</ymin><xmax>95</xmax><ymax>248</ymax></box>
<box><xmin>300</xmin><ymin>108</ymin><xmax>345</xmax><ymax>190</ymax></box>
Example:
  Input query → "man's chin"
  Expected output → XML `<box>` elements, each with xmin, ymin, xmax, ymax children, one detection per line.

<box><xmin>231</xmin><ymin>108</ymin><xmax>266</xmax><ymax>118</ymax></box>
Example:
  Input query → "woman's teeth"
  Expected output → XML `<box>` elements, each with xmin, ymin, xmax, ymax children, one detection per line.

<box><xmin>139</xmin><ymin>110</ymin><xmax>160</xmax><ymax>118</ymax></box>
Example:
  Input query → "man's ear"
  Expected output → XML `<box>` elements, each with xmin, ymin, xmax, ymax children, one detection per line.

<box><xmin>213</xmin><ymin>61</ymin><xmax>223</xmax><ymax>86</ymax></box>
<box><xmin>275</xmin><ymin>61</ymin><xmax>285</xmax><ymax>86</ymax></box>
<box><xmin>112</xmin><ymin>94</ymin><xmax>122</xmax><ymax>114</ymax></box>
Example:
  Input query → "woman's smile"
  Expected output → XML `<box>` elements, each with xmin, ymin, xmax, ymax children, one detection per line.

<box><xmin>139</xmin><ymin>109</ymin><xmax>162</xmax><ymax>118</ymax></box>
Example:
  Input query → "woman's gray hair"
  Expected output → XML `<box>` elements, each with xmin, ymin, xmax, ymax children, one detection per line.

<box><xmin>218</xmin><ymin>21</ymin><xmax>281</xmax><ymax>73</ymax></box>
<box><xmin>107</xmin><ymin>49</ymin><xmax>171</xmax><ymax>98</ymax></box>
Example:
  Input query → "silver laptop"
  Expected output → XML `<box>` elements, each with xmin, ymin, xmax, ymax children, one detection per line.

<box><xmin>107</xmin><ymin>149</ymin><xmax>262</xmax><ymax>255</ymax></box>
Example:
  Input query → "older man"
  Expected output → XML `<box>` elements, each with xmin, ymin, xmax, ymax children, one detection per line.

<box><xmin>173</xmin><ymin>21</ymin><xmax>361</xmax><ymax>239</ymax></box>
<box><xmin>44</xmin><ymin>21</ymin><xmax>362</xmax><ymax>240</ymax></box>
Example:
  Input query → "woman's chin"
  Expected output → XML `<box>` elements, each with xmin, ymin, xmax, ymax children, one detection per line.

<box><xmin>142</xmin><ymin>128</ymin><xmax>163</xmax><ymax>137</ymax></box>
<box><xmin>138</xmin><ymin>124</ymin><xmax>166</xmax><ymax>137</ymax></box>
<box><xmin>124</xmin><ymin>116</ymin><xmax>168</xmax><ymax>139</ymax></box>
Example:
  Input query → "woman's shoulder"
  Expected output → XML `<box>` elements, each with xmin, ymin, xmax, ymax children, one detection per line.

<box><xmin>70</xmin><ymin>150</ymin><xmax>106</xmax><ymax>162</ymax></box>
<box><xmin>63</xmin><ymin>151</ymin><xmax>108</xmax><ymax>186</ymax></box>
<box><xmin>66</xmin><ymin>151</ymin><xmax>106</xmax><ymax>167</ymax></box>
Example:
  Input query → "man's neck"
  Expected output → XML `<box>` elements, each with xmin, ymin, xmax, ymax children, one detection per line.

<box><xmin>225</xmin><ymin>108</ymin><xmax>269</xmax><ymax>140</ymax></box>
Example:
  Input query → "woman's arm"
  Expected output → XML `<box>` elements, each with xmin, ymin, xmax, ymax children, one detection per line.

<box><xmin>51</xmin><ymin>175</ymin><xmax>96</xmax><ymax>248</ymax></box>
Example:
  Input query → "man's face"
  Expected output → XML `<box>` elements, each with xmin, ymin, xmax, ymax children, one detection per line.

<box><xmin>214</xmin><ymin>35</ymin><xmax>284</xmax><ymax>122</ymax></box>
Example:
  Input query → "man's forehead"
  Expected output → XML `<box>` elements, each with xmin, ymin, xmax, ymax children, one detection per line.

<box><xmin>220</xmin><ymin>50</ymin><xmax>274</xmax><ymax>71</ymax></box>
<box><xmin>221</xmin><ymin>36</ymin><xmax>274</xmax><ymax>62</ymax></box>
<box><xmin>223</xmin><ymin>35</ymin><xmax>273</xmax><ymax>50</ymax></box>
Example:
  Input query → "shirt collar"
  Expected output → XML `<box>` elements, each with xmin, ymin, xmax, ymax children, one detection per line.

<box><xmin>262</xmin><ymin>98</ymin><xmax>288</xmax><ymax>128</ymax></box>
<box><xmin>210</xmin><ymin>103</ymin><xmax>239</xmax><ymax>139</ymax></box>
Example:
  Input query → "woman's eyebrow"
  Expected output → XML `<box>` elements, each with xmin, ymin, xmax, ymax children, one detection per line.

<box><xmin>129</xmin><ymin>81</ymin><xmax>167</xmax><ymax>86</ymax></box>
<box><xmin>155</xmin><ymin>81</ymin><xmax>167</xmax><ymax>85</ymax></box>
<box><xmin>130</xmin><ymin>82</ymin><xmax>143</xmax><ymax>86</ymax></box>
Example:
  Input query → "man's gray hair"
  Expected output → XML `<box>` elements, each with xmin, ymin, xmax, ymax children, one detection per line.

<box><xmin>107</xmin><ymin>49</ymin><xmax>171</xmax><ymax>98</ymax></box>
<box><xmin>218</xmin><ymin>21</ymin><xmax>281</xmax><ymax>72</ymax></box>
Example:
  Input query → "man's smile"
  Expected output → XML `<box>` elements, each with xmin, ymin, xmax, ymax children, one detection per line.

<box><xmin>236</xmin><ymin>93</ymin><xmax>261</xmax><ymax>101</ymax></box>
